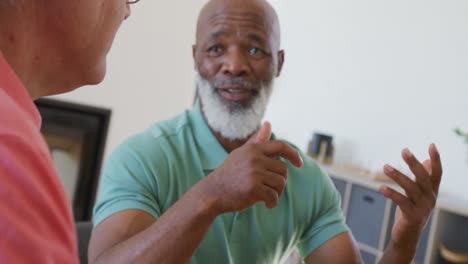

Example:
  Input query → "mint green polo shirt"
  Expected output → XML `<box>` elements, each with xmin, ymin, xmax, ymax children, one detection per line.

<box><xmin>93</xmin><ymin>102</ymin><xmax>348</xmax><ymax>263</ymax></box>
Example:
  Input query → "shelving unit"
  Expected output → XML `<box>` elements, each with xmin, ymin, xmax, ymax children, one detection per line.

<box><xmin>325</xmin><ymin>165</ymin><xmax>468</xmax><ymax>264</ymax></box>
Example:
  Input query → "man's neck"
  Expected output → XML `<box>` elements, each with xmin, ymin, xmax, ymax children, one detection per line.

<box><xmin>0</xmin><ymin>4</ymin><xmax>45</xmax><ymax>99</ymax></box>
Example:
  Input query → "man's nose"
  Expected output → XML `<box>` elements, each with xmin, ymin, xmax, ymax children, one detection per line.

<box><xmin>124</xmin><ymin>3</ymin><xmax>131</xmax><ymax>20</ymax></box>
<box><xmin>221</xmin><ymin>49</ymin><xmax>251</xmax><ymax>77</ymax></box>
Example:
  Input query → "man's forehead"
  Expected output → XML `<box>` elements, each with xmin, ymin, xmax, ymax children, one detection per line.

<box><xmin>204</xmin><ymin>29</ymin><xmax>268</xmax><ymax>47</ymax></box>
<box><xmin>201</xmin><ymin>9</ymin><xmax>271</xmax><ymax>32</ymax></box>
<box><xmin>207</xmin><ymin>8</ymin><xmax>269</xmax><ymax>24</ymax></box>
<box><xmin>196</xmin><ymin>0</ymin><xmax>281</xmax><ymax>48</ymax></box>
<box><xmin>198</xmin><ymin>11</ymin><xmax>272</xmax><ymax>43</ymax></box>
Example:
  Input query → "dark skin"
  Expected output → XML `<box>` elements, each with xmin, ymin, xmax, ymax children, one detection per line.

<box><xmin>88</xmin><ymin>0</ymin><xmax>443</xmax><ymax>263</ymax></box>
<box><xmin>378</xmin><ymin>146</ymin><xmax>442</xmax><ymax>263</ymax></box>
<box><xmin>193</xmin><ymin>0</ymin><xmax>284</xmax><ymax>152</ymax></box>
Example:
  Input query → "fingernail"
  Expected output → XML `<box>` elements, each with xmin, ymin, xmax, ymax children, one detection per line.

<box><xmin>298</xmin><ymin>153</ymin><xmax>304</xmax><ymax>166</ymax></box>
<box><xmin>380</xmin><ymin>186</ymin><xmax>388</xmax><ymax>193</ymax></box>
<box><xmin>403</xmin><ymin>148</ymin><xmax>413</xmax><ymax>158</ymax></box>
<box><xmin>384</xmin><ymin>164</ymin><xmax>394</xmax><ymax>173</ymax></box>
<box><xmin>431</xmin><ymin>143</ymin><xmax>439</xmax><ymax>155</ymax></box>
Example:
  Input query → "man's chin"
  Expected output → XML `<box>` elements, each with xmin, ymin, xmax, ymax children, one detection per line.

<box><xmin>84</xmin><ymin>61</ymin><xmax>107</xmax><ymax>86</ymax></box>
<box><xmin>214</xmin><ymin>95</ymin><xmax>256</xmax><ymax>113</ymax></box>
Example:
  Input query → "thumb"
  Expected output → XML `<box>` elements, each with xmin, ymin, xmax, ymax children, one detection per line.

<box><xmin>247</xmin><ymin>121</ymin><xmax>272</xmax><ymax>144</ymax></box>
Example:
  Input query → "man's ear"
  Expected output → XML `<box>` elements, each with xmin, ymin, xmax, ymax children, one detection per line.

<box><xmin>276</xmin><ymin>50</ymin><xmax>285</xmax><ymax>77</ymax></box>
<box><xmin>192</xmin><ymin>45</ymin><xmax>198</xmax><ymax>70</ymax></box>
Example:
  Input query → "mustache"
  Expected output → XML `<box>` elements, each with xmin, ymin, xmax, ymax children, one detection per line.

<box><xmin>213</xmin><ymin>77</ymin><xmax>260</xmax><ymax>90</ymax></box>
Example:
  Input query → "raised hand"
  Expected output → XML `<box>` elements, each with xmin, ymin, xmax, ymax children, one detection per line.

<box><xmin>202</xmin><ymin>121</ymin><xmax>303</xmax><ymax>214</ymax></box>
<box><xmin>380</xmin><ymin>144</ymin><xmax>442</xmax><ymax>256</ymax></box>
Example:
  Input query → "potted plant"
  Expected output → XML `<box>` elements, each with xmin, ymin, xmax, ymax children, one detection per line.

<box><xmin>455</xmin><ymin>128</ymin><xmax>468</xmax><ymax>141</ymax></box>
<box><xmin>455</xmin><ymin>128</ymin><xmax>468</xmax><ymax>161</ymax></box>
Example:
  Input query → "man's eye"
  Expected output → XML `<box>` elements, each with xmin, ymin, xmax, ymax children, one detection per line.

<box><xmin>207</xmin><ymin>46</ymin><xmax>223</xmax><ymax>56</ymax></box>
<box><xmin>249</xmin><ymin>47</ymin><xmax>264</xmax><ymax>56</ymax></box>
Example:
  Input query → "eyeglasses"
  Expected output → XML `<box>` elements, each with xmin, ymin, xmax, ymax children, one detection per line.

<box><xmin>127</xmin><ymin>0</ymin><xmax>140</xmax><ymax>4</ymax></box>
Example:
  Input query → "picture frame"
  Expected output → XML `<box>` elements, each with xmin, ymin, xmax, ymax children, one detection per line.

<box><xmin>35</xmin><ymin>98</ymin><xmax>111</xmax><ymax>221</ymax></box>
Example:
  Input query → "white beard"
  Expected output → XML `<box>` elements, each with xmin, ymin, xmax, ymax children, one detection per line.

<box><xmin>196</xmin><ymin>73</ymin><xmax>273</xmax><ymax>141</ymax></box>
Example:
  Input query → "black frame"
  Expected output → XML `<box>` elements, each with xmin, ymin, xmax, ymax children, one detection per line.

<box><xmin>35</xmin><ymin>98</ymin><xmax>111</xmax><ymax>221</ymax></box>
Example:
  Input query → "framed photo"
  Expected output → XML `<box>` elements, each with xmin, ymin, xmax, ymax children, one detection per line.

<box><xmin>35</xmin><ymin>98</ymin><xmax>111</xmax><ymax>221</ymax></box>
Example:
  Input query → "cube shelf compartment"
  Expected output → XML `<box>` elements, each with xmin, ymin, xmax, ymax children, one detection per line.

<box><xmin>326</xmin><ymin>165</ymin><xmax>468</xmax><ymax>264</ymax></box>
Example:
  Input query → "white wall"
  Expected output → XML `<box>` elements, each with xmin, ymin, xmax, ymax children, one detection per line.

<box><xmin>54</xmin><ymin>1</ymin><xmax>468</xmax><ymax>201</ymax></box>
<box><xmin>266</xmin><ymin>0</ymin><xmax>468</xmax><ymax>201</ymax></box>
<box><xmin>53</xmin><ymin>1</ymin><xmax>207</xmax><ymax>158</ymax></box>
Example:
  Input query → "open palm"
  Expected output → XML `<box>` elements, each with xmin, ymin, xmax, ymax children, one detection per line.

<box><xmin>380</xmin><ymin>144</ymin><xmax>442</xmax><ymax>253</ymax></box>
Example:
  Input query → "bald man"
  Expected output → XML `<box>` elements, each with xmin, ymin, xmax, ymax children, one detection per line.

<box><xmin>0</xmin><ymin>0</ymin><xmax>137</xmax><ymax>262</ymax></box>
<box><xmin>89</xmin><ymin>0</ymin><xmax>442</xmax><ymax>263</ymax></box>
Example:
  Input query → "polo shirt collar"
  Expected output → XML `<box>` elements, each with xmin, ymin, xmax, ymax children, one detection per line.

<box><xmin>188</xmin><ymin>100</ymin><xmax>228</xmax><ymax>171</ymax></box>
<box><xmin>188</xmin><ymin>100</ymin><xmax>277</xmax><ymax>171</ymax></box>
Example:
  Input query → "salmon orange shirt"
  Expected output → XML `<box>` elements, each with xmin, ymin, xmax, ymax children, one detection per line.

<box><xmin>0</xmin><ymin>52</ymin><xmax>78</xmax><ymax>263</ymax></box>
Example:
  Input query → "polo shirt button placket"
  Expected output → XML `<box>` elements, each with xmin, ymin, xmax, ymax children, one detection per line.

<box><xmin>230</xmin><ymin>210</ymin><xmax>249</xmax><ymax>244</ymax></box>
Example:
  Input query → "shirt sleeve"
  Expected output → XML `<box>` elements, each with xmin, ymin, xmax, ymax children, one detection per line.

<box><xmin>296</xmin><ymin>165</ymin><xmax>349</xmax><ymax>258</ymax></box>
<box><xmin>0</xmin><ymin>134</ymin><xmax>78</xmax><ymax>263</ymax></box>
<box><xmin>92</xmin><ymin>136</ymin><xmax>163</xmax><ymax>228</ymax></box>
